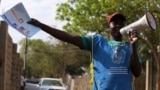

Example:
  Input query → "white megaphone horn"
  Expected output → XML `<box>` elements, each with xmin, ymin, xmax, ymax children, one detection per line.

<box><xmin>120</xmin><ymin>12</ymin><xmax>157</xmax><ymax>36</ymax></box>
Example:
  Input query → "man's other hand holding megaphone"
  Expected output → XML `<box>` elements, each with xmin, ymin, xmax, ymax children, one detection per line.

<box><xmin>128</xmin><ymin>30</ymin><xmax>139</xmax><ymax>45</ymax></box>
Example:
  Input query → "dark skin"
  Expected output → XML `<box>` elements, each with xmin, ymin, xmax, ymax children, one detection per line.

<box><xmin>28</xmin><ymin>17</ymin><xmax>141</xmax><ymax>77</ymax></box>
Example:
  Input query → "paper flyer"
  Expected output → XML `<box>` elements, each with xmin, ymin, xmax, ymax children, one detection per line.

<box><xmin>1</xmin><ymin>2</ymin><xmax>40</xmax><ymax>38</ymax></box>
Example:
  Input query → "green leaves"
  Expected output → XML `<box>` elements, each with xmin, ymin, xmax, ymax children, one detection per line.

<box><xmin>19</xmin><ymin>39</ymin><xmax>90</xmax><ymax>78</ymax></box>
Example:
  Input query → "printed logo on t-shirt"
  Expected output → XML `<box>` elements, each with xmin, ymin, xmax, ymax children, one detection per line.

<box><xmin>111</xmin><ymin>47</ymin><xmax>125</xmax><ymax>64</ymax></box>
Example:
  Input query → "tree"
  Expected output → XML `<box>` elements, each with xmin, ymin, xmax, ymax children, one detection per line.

<box><xmin>19</xmin><ymin>39</ymin><xmax>53</xmax><ymax>77</ymax></box>
<box><xmin>19</xmin><ymin>38</ymin><xmax>90</xmax><ymax>79</ymax></box>
<box><xmin>56</xmin><ymin>0</ymin><xmax>160</xmax><ymax>89</ymax></box>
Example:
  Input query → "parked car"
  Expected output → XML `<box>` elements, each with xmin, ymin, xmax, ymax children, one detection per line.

<box><xmin>39</xmin><ymin>78</ymin><xmax>67</xmax><ymax>90</ymax></box>
<box><xmin>25</xmin><ymin>78</ymin><xmax>67</xmax><ymax>90</ymax></box>
<box><xmin>25</xmin><ymin>78</ymin><xmax>40</xmax><ymax>90</ymax></box>
<box><xmin>25</xmin><ymin>82</ymin><xmax>39</xmax><ymax>90</ymax></box>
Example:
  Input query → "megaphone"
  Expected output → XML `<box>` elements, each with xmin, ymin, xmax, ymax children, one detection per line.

<box><xmin>120</xmin><ymin>12</ymin><xmax>157</xmax><ymax>36</ymax></box>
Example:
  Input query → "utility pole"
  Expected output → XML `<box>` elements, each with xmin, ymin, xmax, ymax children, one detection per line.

<box><xmin>23</xmin><ymin>37</ymin><xmax>28</xmax><ymax>78</ymax></box>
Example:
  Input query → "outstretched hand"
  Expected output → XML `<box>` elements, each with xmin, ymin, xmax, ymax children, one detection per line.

<box><xmin>27</xmin><ymin>18</ymin><xmax>42</xmax><ymax>27</ymax></box>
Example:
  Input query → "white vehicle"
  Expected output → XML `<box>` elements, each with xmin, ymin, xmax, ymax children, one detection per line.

<box><xmin>25</xmin><ymin>78</ymin><xmax>40</xmax><ymax>90</ymax></box>
<box><xmin>39</xmin><ymin>78</ymin><xmax>67</xmax><ymax>90</ymax></box>
<box><xmin>25</xmin><ymin>83</ymin><xmax>39</xmax><ymax>90</ymax></box>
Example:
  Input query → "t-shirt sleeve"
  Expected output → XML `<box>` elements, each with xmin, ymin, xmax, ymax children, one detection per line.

<box><xmin>81</xmin><ymin>36</ymin><xmax>92</xmax><ymax>51</ymax></box>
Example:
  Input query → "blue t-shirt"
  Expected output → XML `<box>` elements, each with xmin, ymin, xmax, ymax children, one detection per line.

<box><xmin>81</xmin><ymin>35</ymin><xmax>133</xmax><ymax>90</ymax></box>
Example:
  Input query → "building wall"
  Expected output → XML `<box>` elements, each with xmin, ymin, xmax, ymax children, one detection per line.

<box><xmin>0</xmin><ymin>21</ymin><xmax>23</xmax><ymax>90</ymax></box>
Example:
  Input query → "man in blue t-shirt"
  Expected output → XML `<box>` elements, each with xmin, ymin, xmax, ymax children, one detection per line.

<box><xmin>28</xmin><ymin>12</ymin><xmax>141</xmax><ymax>90</ymax></box>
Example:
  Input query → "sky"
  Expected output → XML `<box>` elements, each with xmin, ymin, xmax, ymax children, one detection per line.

<box><xmin>0</xmin><ymin>0</ymin><xmax>67</xmax><ymax>47</ymax></box>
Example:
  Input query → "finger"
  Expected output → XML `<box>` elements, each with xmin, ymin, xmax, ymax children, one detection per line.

<box><xmin>128</xmin><ymin>31</ymin><xmax>131</xmax><ymax>37</ymax></box>
<box><xmin>128</xmin><ymin>31</ymin><xmax>132</xmax><ymax>41</ymax></box>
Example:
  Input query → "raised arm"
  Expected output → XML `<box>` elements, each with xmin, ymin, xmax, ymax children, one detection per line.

<box><xmin>129</xmin><ymin>31</ymin><xmax>142</xmax><ymax>77</ymax></box>
<box><xmin>28</xmin><ymin>18</ymin><xmax>84</xmax><ymax>48</ymax></box>
<box><xmin>130</xmin><ymin>43</ymin><xmax>141</xmax><ymax>77</ymax></box>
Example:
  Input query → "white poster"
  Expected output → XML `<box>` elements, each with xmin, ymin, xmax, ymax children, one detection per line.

<box><xmin>1</xmin><ymin>2</ymin><xmax>40</xmax><ymax>38</ymax></box>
